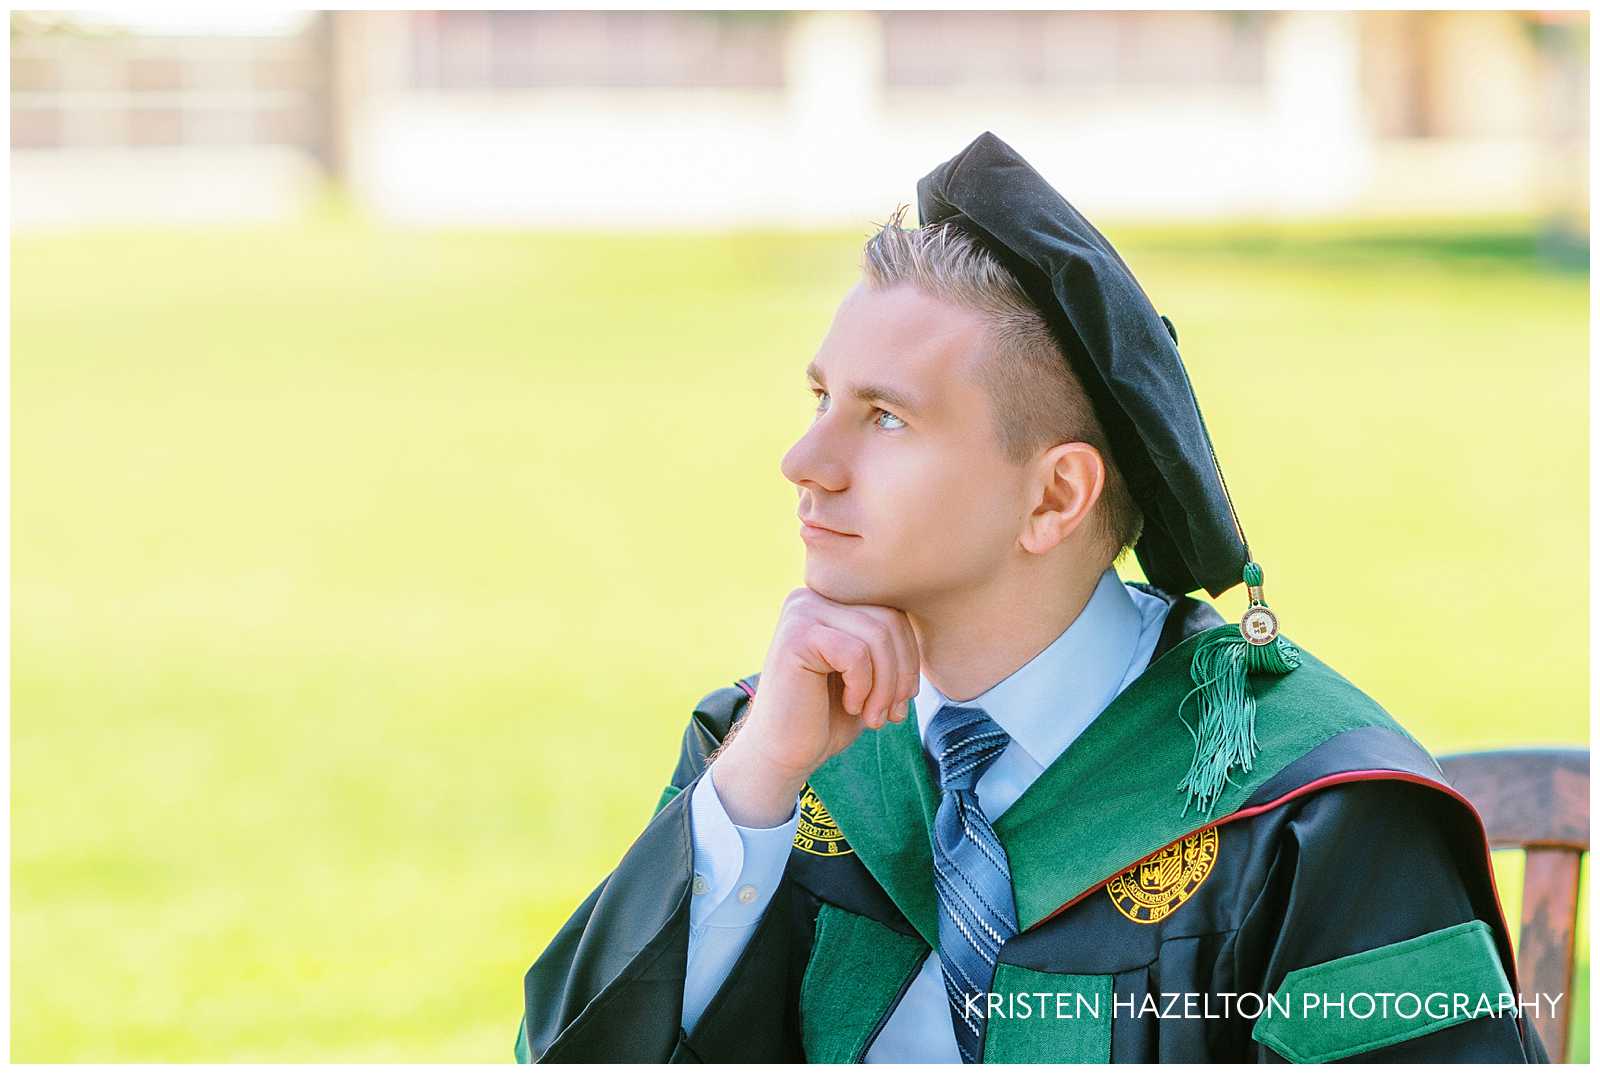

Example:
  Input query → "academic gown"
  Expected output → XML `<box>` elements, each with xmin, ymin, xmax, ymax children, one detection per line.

<box><xmin>514</xmin><ymin>588</ymin><xmax>1551</xmax><ymax>1063</ymax></box>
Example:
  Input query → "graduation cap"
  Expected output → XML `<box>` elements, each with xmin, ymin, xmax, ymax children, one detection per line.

<box><xmin>914</xmin><ymin>131</ymin><xmax>1301</xmax><ymax>816</ymax></box>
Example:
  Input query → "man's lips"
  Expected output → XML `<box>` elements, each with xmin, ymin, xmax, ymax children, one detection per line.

<box><xmin>799</xmin><ymin>516</ymin><xmax>857</xmax><ymax>538</ymax></box>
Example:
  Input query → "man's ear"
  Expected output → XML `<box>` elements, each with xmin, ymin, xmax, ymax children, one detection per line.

<box><xmin>1019</xmin><ymin>442</ymin><xmax>1105</xmax><ymax>555</ymax></box>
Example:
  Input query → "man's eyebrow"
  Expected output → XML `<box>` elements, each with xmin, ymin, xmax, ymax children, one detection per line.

<box><xmin>804</xmin><ymin>361</ymin><xmax>926</xmax><ymax>416</ymax></box>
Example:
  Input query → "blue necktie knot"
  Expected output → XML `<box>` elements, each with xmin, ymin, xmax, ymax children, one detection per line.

<box><xmin>928</xmin><ymin>704</ymin><xmax>1011</xmax><ymax>792</ymax></box>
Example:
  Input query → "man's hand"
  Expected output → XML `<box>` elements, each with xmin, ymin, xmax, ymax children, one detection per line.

<box><xmin>710</xmin><ymin>587</ymin><xmax>920</xmax><ymax>827</ymax></box>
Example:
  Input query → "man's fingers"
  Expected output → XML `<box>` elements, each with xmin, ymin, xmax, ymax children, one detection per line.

<box><xmin>859</xmin><ymin>617</ymin><xmax>899</xmax><ymax>727</ymax></box>
<box><xmin>834</xmin><ymin>605</ymin><xmax>918</xmax><ymax>725</ymax></box>
<box><xmin>807</xmin><ymin>622</ymin><xmax>874</xmax><ymax>717</ymax></box>
<box><xmin>883</xmin><ymin>609</ymin><xmax>920</xmax><ymax>721</ymax></box>
<box><xmin>811</xmin><ymin>608</ymin><xmax>899</xmax><ymax>727</ymax></box>
<box><xmin>790</xmin><ymin>590</ymin><xmax>920</xmax><ymax>728</ymax></box>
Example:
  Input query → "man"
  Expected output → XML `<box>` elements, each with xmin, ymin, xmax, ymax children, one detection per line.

<box><xmin>514</xmin><ymin>132</ymin><xmax>1549</xmax><ymax>1063</ymax></box>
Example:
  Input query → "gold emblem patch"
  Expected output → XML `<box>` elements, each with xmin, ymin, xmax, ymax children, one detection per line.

<box><xmin>793</xmin><ymin>784</ymin><xmax>853</xmax><ymax>857</ymax></box>
<box><xmin>1106</xmin><ymin>827</ymin><xmax>1219</xmax><ymax>924</ymax></box>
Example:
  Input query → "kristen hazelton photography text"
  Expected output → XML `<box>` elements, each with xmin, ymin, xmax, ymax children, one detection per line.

<box><xmin>950</xmin><ymin>989</ymin><xmax>1568</xmax><ymax>1026</ymax></box>
<box><xmin>10</xmin><ymin>10</ymin><xmax>1588</xmax><ymax>1065</ymax></box>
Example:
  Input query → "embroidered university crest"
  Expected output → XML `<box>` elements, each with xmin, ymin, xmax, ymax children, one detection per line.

<box><xmin>793</xmin><ymin>784</ymin><xmax>853</xmax><ymax>857</ymax></box>
<box><xmin>1106</xmin><ymin>826</ymin><xmax>1219</xmax><ymax>924</ymax></box>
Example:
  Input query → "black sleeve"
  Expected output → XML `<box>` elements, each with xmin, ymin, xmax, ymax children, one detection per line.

<box><xmin>1229</xmin><ymin>778</ymin><xmax>1550</xmax><ymax>1063</ymax></box>
<box><xmin>515</xmin><ymin>681</ymin><xmax>808</xmax><ymax>1063</ymax></box>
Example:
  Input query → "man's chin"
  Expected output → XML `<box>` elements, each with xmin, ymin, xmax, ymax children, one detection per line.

<box><xmin>802</xmin><ymin>562</ymin><xmax>897</xmax><ymax>607</ymax></box>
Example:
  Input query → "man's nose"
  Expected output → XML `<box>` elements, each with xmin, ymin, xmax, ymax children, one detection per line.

<box><xmin>780</xmin><ymin>418</ymin><xmax>849</xmax><ymax>492</ymax></box>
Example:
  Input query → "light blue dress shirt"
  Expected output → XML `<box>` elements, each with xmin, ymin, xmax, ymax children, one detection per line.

<box><xmin>683</xmin><ymin>566</ymin><xmax>1174</xmax><ymax>1061</ymax></box>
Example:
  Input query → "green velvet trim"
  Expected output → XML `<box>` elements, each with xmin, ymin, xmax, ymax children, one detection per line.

<box><xmin>808</xmin><ymin>711</ymin><xmax>942</xmax><ymax>947</ymax></box>
<box><xmin>810</xmin><ymin>625</ymin><xmax>1430</xmax><ymax>940</ymax></box>
<box><xmin>652</xmin><ymin>784</ymin><xmax>681</xmax><ymax>817</ymax></box>
<box><xmin>1250</xmin><ymin>920</ymin><xmax>1514</xmax><ymax>1062</ymax></box>
<box><xmin>514</xmin><ymin>1015</ymin><xmax>531</xmax><ymax>1063</ymax></box>
<box><xmin>981</xmin><ymin>964</ymin><xmax>1112</xmax><ymax>1063</ymax></box>
<box><xmin>798</xmin><ymin>903</ymin><xmax>928</xmax><ymax>1062</ymax></box>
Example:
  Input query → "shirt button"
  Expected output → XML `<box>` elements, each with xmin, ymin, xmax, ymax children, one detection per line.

<box><xmin>691</xmin><ymin>873</ymin><xmax>710</xmax><ymax>896</ymax></box>
<box><xmin>736</xmin><ymin>884</ymin><xmax>758</xmax><ymax>904</ymax></box>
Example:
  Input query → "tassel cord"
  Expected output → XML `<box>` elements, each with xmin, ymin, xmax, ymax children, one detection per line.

<box><xmin>1176</xmin><ymin>629</ymin><xmax>1299</xmax><ymax>817</ymax></box>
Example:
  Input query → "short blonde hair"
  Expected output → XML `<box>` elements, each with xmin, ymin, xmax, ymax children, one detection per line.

<box><xmin>861</xmin><ymin>205</ymin><xmax>1144</xmax><ymax>566</ymax></box>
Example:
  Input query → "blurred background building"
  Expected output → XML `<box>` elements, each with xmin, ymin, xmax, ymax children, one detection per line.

<box><xmin>10</xmin><ymin>9</ymin><xmax>1589</xmax><ymax>236</ymax></box>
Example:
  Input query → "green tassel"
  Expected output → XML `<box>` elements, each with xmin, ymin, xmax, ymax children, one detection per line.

<box><xmin>1176</xmin><ymin>561</ymin><xmax>1301</xmax><ymax>817</ymax></box>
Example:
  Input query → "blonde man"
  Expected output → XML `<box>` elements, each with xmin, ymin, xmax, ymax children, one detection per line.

<box><xmin>515</xmin><ymin>133</ymin><xmax>1546</xmax><ymax>1064</ymax></box>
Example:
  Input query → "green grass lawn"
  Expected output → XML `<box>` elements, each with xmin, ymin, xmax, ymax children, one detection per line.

<box><xmin>12</xmin><ymin>211</ymin><xmax>1587</xmax><ymax>1061</ymax></box>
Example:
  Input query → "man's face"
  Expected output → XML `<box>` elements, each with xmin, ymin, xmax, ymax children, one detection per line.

<box><xmin>782</xmin><ymin>281</ymin><xmax>1034</xmax><ymax>608</ymax></box>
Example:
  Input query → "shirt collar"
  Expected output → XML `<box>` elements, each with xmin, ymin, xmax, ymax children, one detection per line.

<box><xmin>914</xmin><ymin>566</ymin><xmax>1147</xmax><ymax>770</ymax></box>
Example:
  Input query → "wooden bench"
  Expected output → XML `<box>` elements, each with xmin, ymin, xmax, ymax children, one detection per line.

<box><xmin>1437</xmin><ymin>747</ymin><xmax>1589</xmax><ymax>1063</ymax></box>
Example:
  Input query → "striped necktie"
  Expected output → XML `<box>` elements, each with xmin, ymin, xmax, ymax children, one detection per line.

<box><xmin>926</xmin><ymin>703</ymin><xmax>1019</xmax><ymax>1063</ymax></box>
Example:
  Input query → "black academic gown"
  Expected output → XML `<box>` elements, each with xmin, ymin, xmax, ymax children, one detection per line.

<box><xmin>515</xmin><ymin>588</ymin><xmax>1551</xmax><ymax>1063</ymax></box>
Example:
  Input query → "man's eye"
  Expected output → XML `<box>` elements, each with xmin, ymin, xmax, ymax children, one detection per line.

<box><xmin>876</xmin><ymin>409</ymin><xmax>906</xmax><ymax>430</ymax></box>
<box><xmin>810</xmin><ymin>389</ymin><xmax>904</xmax><ymax>431</ymax></box>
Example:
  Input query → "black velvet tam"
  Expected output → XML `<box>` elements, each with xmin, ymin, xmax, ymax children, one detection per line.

<box><xmin>916</xmin><ymin>131</ymin><xmax>1247</xmax><ymax>598</ymax></box>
